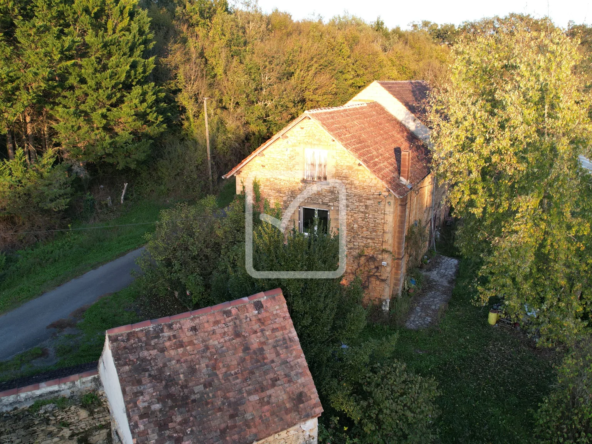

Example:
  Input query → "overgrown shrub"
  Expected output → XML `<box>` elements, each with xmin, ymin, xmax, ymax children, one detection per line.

<box><xmin>534</xmin><ymin>339</ymin><xmax>592</xmax><ymax>443</ymax></box>
<box><xmin>137</xmin><ymin>196</ymin><xmax>238</xmax><ymax>317</ymax></box>
<box><xmin>214</xmin><ymin>220</ymin><xmax>368</xmax><ymax>383</ymax></box>
<box><xmin>137</xmin><ymin>135</ymin><xmax>211</xmax><ymax>199</ymax></box>
<box><xmin>140</xmin><ymin>193</ymin><xmax>440</xmax><ymax>442</ymax></box>
<box><xmin>0</xmin><ymin>149</ymin><xmax>72</xmax><ymax>250</ymax></box>
<box><xmin>324</xmin><ymin>336</ymin><xmax>440</xmax><ymax>443</ymax></box>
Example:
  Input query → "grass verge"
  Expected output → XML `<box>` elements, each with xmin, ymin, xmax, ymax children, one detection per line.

<box><xmin>0</xmin><ymin>284</ymin><xmax>141</xmax><ymax>382</ymax></box>
<box><xmin>363</xmin><ymin>256</ymin><xmax>558</xmax><ymax>443</ymax></box>
<box><xmin>0</xmin><ymin>200</ymin><xmax>168</xmax><ymax>314</ymax></box>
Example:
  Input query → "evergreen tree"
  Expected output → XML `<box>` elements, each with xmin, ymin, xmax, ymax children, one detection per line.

<box><xmin>53</xmin><ymin>0</ymin><xmax>164</xmax><ymax>168</ymax></box>
<box><xmin>0</xmin><ymin>0</ymin><xmax>164</xmax><ymax>168</ymax></box>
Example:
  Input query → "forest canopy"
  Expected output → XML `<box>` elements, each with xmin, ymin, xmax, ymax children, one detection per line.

<box><xmin>1</xmin><ymin>0</ymin><xmax>591</xmax><ymax>249</ymax></box>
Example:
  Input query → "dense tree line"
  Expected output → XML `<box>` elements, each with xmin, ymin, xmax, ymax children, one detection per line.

<box><xmin>0</xmin><ymin>0</ymin><xmax>452</xmax><ymax>247</ymax></box>
<box><xmin>2</xmin><ymin>1</ymin><xmax>592</xmax><ymax>249</ymax></box>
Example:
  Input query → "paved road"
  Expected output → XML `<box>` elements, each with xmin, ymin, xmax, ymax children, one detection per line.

<box><xmin>0</xmin><ymin>247</ymin><xmax>145</xmax><ymax>361</ymax></box>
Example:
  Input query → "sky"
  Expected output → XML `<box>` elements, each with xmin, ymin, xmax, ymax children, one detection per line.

<box><xmin>254</xmin><ymin>0</ymin><xmax>590</xmax><ymax>30</ymax></box>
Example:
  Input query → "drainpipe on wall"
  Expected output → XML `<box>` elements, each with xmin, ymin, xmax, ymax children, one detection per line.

<box><xmin>395</xmin><ymin>196</ymin><xmax>409</xmax><ymax>297</ymax></box>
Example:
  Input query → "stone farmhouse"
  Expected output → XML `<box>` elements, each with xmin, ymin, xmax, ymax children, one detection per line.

<box><xmin>223</xmin><ymin>81</ymin><xmax>441</xmax><ymax>305</ymax></box>
<box><xmin>99</xmin><ymin>288</ymin><xmax>322</xmax><ymax>444</ymax></box>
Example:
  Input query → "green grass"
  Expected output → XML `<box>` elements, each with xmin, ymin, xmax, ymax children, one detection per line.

<box><xmin>0</xmin><ymin>200</ymin><xmax>168</xmax><ymax>314</ymax></box>
<box><xmin>0</xmin><ymin>347</ymin><xmax>44</xmax><ymax>375</ymax></box>
<box><xmin>29</xmin><ymin>396</ymin><xmax>70</xmax><ymax>413</ymax></box>
<box><xmin>56</xmin><ymin>283</ymin><xmax>142</xmax><ymax>368</ymax></box>
<box><xmin>363</xmin><ymin>257</ymin><xmax>558</xmax><ymax>443</ymax></box>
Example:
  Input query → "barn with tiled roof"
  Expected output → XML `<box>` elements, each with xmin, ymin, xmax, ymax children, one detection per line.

<box><xmin>98</xmin><ymin>289</ymin><xmax>322</xmax><ymax>444</ymax></box>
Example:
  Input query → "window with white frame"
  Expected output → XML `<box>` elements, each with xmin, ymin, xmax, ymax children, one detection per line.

<box><xmin>304</xmin><ymin>149</ymin><xmax>327</xmax><ymax>181</ymax></box>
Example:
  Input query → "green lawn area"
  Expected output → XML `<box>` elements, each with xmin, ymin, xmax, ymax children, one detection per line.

<box><xmin>364</xmin><ymin>256</ymin><xmax>558</xmax><ymax>443</ymax></box>
<box><xmin>0</xmin><ymin>200</ymin><xmax>169</xmax><ymax>314</ymax></box>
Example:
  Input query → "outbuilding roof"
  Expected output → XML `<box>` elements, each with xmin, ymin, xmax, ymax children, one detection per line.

<box><xmin>105</xmin><ymin>289</ymin><xmax>322</xmax><ymax>444</ymax></box>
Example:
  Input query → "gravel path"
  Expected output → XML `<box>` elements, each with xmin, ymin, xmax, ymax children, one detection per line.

<box><xmin>405</xmin><ymin>255</ymin><xmax>459</xmax><ymax>330</ymax></box>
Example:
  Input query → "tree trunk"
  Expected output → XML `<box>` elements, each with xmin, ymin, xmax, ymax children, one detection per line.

<box><xmin>6</xmin><ymin>130</ymin><xmax>15</xmax><ymax>160</ymax></box>
<box><xmin>21</xmin><ymin>115</ymin><xmax>29</xmax><ymax>165</ymax></box>
<box><xmin>25</xmin><ymin>110</ymin><xmax>36</xmax><ymax>164</ymax></box>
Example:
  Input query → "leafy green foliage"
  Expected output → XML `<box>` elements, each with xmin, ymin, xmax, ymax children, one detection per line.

<box><xmin>80</xmin><ymin>392</ymin><xmax>100</xmax><ymax>408</ymax></box>
<box><xmin>323</xmin><ymin>335</ymin><xmax>440</xmax><ymax>443</ymax></box>
<box><xmin>0</xmin><ymin>149</ymin><xmax>72</xmax><ymax>249</ymax></box>
<box><xmin>349</xmin><ymin>362</ymin><xmax>439</xmax><ymax>443</ymax></box>
<box><xmin>0</xmin><ymin>0</ymin><xmax>164</xmax><ymax>168</ymax></box>
<box><xmin>535</xmin><ymin>339</ymin><xmax>592</xmax><ymax>443</ymax></box>
<box><xmin>215</xmin><ymin>221</ymin><xmax>368</xmax><ymax>384</ymax></box>
<box><xmin>164</xmin><ymin>3</ymin><xmax>450</xmax><ymax>179</ymax></box>
<box><xmin>363</xmin><ymin>254</ymin><xmax>557</xmax><ymax>443</ymax></box>
<box><xmin>137</xmin><ymin>196</ymin><xmax>244</xmax><ymax>317</ymax></box>
<box><xmin>405</xmin><ymin>220</ymin><xmax>429</xmax><ymax>270</ymax></box>
<box><xmin>138</xmin><ymin>194</ymin><xmax>438</xmax><ymax>442</ymax></box>
<box><xmin>430</xmin><ymin>18</ymin><xmax>592</xmax><ymax>344</ymax></box>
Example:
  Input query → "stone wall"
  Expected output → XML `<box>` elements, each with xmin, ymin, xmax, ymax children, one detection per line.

<box><xmin>256</xmin><ymin>418</ymin><xmax>318</xmax><ymax>444</ymax></box>
<box><xmin>0</xmin><ymin>391</ymin><xmax>111</xmax><ymax>444</ymax></box>
<box><xmin>388</xmin><ymin>174</ymin><xmax>435</xmax><ymax>299</ymax></box>
<box><xmin>0</xmin><ymin>370</ymin><xmax>99</xmax><ymax>413</ymax></box>
<box><xmin>234</xmin><ymin>115</ymin><xmax>438</xmax><ymax>303</ymax></box>
<box><xmin>236</xmin><ymin>117</ymin><xmax>389</xmax><ymax>301</ymax></box>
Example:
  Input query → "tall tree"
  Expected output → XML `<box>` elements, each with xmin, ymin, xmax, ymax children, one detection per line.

<box><xmin>430</xmin><ymin>18</ymin><xmax>592</xmax><ymax>344</ymax></box>
<box><xmin>0</xmin><ymin>0</ymin><xmax>164</xmax><ymax>169</ymax></box>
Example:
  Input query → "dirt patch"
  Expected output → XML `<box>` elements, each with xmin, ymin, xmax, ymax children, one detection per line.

<box><xmin>47</xmin><ymin>318</ymin><xmax>78</xmax><ymax>331</ymax></box>
<box><xmin>405</xmin><ymin>255</ymin><xmax>459</xmax><ymax>330</ymax></box>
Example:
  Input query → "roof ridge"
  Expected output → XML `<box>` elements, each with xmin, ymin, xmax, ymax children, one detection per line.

<box><xmin>106</xmin><ymin>288</ymin><xmax>283</xmax><ymax>335</ymax></box>
<box><xmin>305</xmin><ymin>102</ymin><xmax>367</xmax><ymax>114</ymax></box>
<box><xmin>377</xmin><ymin>80</ymin><xmax>427</xmax><ymax>83</ymax></box>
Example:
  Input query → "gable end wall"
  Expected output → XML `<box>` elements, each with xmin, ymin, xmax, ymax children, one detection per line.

<box><xmin>235</xmin><ymin>117</ymin><xmax>394</xmax><ymax>302</ymax></box>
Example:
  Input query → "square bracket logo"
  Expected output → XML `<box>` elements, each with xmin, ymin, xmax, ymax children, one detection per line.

<box><xmin>244</xmin><ymin>171</ymin><xmax>347</xmax><ymax>278</ymax></box>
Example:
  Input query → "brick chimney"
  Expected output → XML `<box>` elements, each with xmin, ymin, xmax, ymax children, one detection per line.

<box><xmin>400</xmin><ymin>150</ymin><xmax>410</xmax><ymax>183</ymax></box>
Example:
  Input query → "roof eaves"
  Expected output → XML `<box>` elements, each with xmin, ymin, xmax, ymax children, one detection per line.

<box><xmin>106</xmin><ymin>288</ymin><xmax>283</xmax><ymax>336</ymax></box>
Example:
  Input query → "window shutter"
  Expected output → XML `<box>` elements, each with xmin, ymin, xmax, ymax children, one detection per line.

<box><xmin>304</xmin><ymin>149</ymin><xmax>327</xmax><ymax>181</ymax></box>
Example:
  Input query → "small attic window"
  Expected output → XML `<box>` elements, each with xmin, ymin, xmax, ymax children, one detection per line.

<box><xmin>304</xmin><ymin>148</ymin><xmax>327</xmax><ymax>181</ymax></box>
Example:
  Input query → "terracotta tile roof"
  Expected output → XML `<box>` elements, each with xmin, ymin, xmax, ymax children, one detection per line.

<box><xmin>106</xmin><ymin>289</ymin><xmax>322</xmax><ymax>444</ymax></box>
<box><xmin>308</xmin><ymin>102</ymin><xmax>430</xmax><ymax>197</ymax></box>
<box><xmin>377</xmin><ymin>81</ymin><xmax>430</xmax><ymax>124</ymax></box>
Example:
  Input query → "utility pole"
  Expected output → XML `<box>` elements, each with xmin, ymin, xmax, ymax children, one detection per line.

<box><xmin>204</xmin><ymin>97</ymin><xmax>213</xmax><ymax>194</ymax></box>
